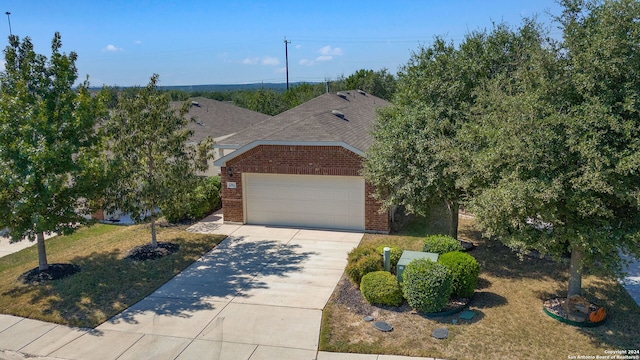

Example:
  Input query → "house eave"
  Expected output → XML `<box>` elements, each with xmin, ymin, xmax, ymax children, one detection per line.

<box><xmin>213</xmin><ymin>140</ymin><xmax>365</xmax><ymax>167</ymax></box>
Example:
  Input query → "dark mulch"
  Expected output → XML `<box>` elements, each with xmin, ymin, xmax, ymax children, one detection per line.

<box><xmin>459</xmin><ymin>239</ymin><xmax>476</xmax><ymax>251</ymax></box>
<box><xmin>19</xmin><ymin>263</ymin><xmax>80</xmax><ymax>284</ymax></box>
<box><xmin>124</xmin><ymin>242</ymin><xmax>180</xmax><ymax>261</ymax></box>
<box><xmin>333</xmin><ymin>276</ymin><xmax>470</xmax><ymax>316</ymax></box>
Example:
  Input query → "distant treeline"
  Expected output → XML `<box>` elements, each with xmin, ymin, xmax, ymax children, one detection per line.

<box><xmin>97</xmin><ymin>69</ymin><xmax>396</xmax><ymax>116</ymax></box>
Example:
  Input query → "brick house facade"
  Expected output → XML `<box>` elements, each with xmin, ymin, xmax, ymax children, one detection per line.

<box><xmin>214</xmin><ymin>91</ymin><xmax>391</xmax><ymax>234</ymax></box>
<box><xmin>220</xmin><ymin>144</ymin><xmax>389</xmax><ymax>233</ymax></box>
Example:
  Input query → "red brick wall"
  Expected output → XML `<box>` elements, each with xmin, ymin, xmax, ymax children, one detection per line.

<box><xmin>220</xmin><ymin>145</ymin><xmax>389</xmax><ymax>233</ymax></box>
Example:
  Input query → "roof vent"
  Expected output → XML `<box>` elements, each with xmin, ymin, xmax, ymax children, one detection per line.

<box><xmin>331</xmin><ymin>110</ymin><xmax>346</xmax><ymax>119</ymax></box>
<box><xmin>357</xmin><ymin>89</ymin><xmax>366</xmax><ymax>95</ymax></box>
<box><xmin>336</xmin><ymin>92</ymin><xmax>347</xmax><ymax>99</ymax></box>
<box><xmin>191</xmin><ymin>101</ymin><xmax>200</xmax><ymax>107</ymax></box>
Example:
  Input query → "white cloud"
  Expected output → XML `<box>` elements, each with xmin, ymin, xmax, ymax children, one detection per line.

<box><xmin>295</xmin><ymin>44</ymin><xmax>302</xmax><ymax>49</ymax></box>
<box><xmin>318</xmin><ymin>45</ymin><xmax>343</xmax><ymax>56</ymax></box>
<box><xmin>134</xmin><ymin>40</ymin><xmax>142</xmax><ymax>45</ymax></box>
<box><xmin>299</xmin><ymin>59</ymin><xmax>314</xmax><ymax>66</ymax></box>
<box><xmin>315</xmin><ymin>55</ymin><xmax>333</xmax><ymax>62</ymax></box>
<box><xmin>242</xmin><ymin>56</ymin><xmax>280</xmax><ymax>66</ymax></box>
<box><xmin>103</xmin><ymin>44</ymin><xmax>123</xmax><ymax>52</ymax></box>
<box><xmin>242</xmin><ymin>57</ymin><xmax>259</xmax><ymax>65</ymax></box>
<box><xmin>275</xmin><ymin>67</ymin><xmax>286</xmax><ymax>74</ymax></box>
<box><xmin>261</xmin><ymin>56</ymin><xmax>280</xmax><ymax>66</ymax></box>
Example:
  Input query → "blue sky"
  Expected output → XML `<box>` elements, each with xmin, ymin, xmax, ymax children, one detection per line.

<box><xmin>1</xmin><ymin>1</ymin><xmax>563</xmax><ymax>87</ymax></box>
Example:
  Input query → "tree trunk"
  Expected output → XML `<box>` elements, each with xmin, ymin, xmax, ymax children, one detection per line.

<box><xmin>567</xmin><ymin>246</ymin><xmax>583</xmax><ymax>297</ymax></box>
<box><xmin>37</xmin><ymin>232</ymin><xmax>49</xmax><ymax>271</ymax></box>
<box><xmin>446</xmin><ymin>200</ymin><xmax>459</xmax><ymax>240</ymax></box>
<box><xmin>150</xmin><ymin>216</ymin><xmax>158</xmax><ymax>248</ymax></box>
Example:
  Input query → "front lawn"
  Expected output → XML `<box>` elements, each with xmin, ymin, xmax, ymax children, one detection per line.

<box><xmin>320</xmin><ymin>206</ymin><xmax>640</xmax><ymax>359</ymax></box>
<box><xmin>0</xmin><ymin>223</ymin><xmax>226</xmax><ymax>328</ymax></box>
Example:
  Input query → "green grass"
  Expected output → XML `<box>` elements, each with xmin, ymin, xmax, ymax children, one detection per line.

<box><xmin>0</xmin><ymin>223</ymin><xmax>226</xmax><ymax>328</ymax></box>
<box><xmin>320</xmin><ymin>204</ymin><xmax>640</xmax><ymax>360</ymax></box>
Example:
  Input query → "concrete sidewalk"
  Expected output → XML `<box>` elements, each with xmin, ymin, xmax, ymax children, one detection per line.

<box><xmin>0</xmin><ymin>231</ymin><xmax>57</xmax><ymax>258</ymax></box>
<box><xmin>0</xmin><ymin>221</ymin><xmax>442</xmax><ymax>360</ymax></box>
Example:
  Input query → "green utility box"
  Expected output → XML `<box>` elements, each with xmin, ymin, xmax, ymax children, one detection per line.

<box><xmin>396</xmin><ymin>250</ymin><xmax>439</xmax><ymax>282</ymax></box>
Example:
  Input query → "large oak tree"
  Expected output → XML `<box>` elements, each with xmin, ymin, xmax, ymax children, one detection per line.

<box><xmin>466</xmin><ymin>0</ymin><xmax>640</xmax><ymax>297</ymax></box>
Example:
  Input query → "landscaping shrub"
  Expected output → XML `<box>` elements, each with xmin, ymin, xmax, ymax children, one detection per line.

<box><xmin>422</xmin><ymin>234</ymin><xmax>463</xmax><ymax>254</ymax></box>
<box><xmin>346</xmin><ymin>245</ymin><xmax>383</xmax><ymax>284</ymax></box>
<box><xmin>162</xmin><ymin>176</ymin><xmax>221</xmax><ymax>223</ymax></box>
<box><xmin>376</xmin><ymin>245</ymin><xmax>403</xmax><ymax>267</ymax></box>
<box><xmin>360</xmin><ymin>271</ymin><xmax>404</xmax><ymax>306</ymax></box>
<box><xmin>438</xmin><ymin>251</ymin><xmax>480</xmax><ymax>298</ymax></box>
<box><xmin>402</xmin><ymin>259</ymin><xmax>453</xmax><ymax>313</ymax></box>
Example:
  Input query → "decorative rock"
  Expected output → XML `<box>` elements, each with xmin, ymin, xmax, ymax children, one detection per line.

<box><xmin>363</xmin><ymin>316</ymin><xmax>374</xmax><ymax>322</ymax></box>
<box><xmin>567</xmin><ymin>312</ymin><xmax>587</xmax><ymax>322</ymax></box>
<box><xmin>374</xmin><ymin>321</ymin><xmax>393</xmax><ymax>332</ymax></box>
<box><xmin>432</xmin><ymin>328</ymin><xmax>449</xmax><ymax>339</ymax></box>
<box><xmin>459</xmin><ymin>310</ymin><xmax>477</xmax><ymax>320</ymax></box>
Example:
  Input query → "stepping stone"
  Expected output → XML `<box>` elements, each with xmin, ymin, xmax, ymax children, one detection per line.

<box><xmin>432</xmin><ymin>328</ymin><xmax>449</xmax><ymax>339</ymax></box>
<box><xmin>363</xmin><ymin>316</ymin><xmax>374</xmax><ymax>322</ymax></box>
<box><xmin>459</xmin><ymin>310</ymin><xmax>477</xmax><ymax>320</ymax></box>
<box><xmin>374</xmin><ymin>321</ymin><xmax>393</xmax><ymax>332</ymax></box>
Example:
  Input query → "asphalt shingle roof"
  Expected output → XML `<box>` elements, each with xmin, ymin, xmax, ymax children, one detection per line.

<box><xmin>216</xmin><ymin>90</ymin><xmax>389</xmax><ymax>152</ymax></box>
<box><xmin>171</xmin><ymin>97</ymin><xmax>272</xmax><ymax>143</ymax></box>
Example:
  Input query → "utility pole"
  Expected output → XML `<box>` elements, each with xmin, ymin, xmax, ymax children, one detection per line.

<box><xmin>284</xmin><ymin>36</ymin><xmax>291</xmax><ymax>90</ymax></box>
<box><xmin>5</xmin><ymin>12</ymin><xmax>11</xmax><ymax>36</ymax></box>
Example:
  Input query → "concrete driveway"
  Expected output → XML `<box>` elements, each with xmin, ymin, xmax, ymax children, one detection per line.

<box><xmin>0</xmin><ymin>225</ymin><xmax>365</xmax><ymax>360</ymax></box>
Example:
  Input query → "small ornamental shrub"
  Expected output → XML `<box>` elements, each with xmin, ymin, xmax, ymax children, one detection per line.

<box><xmin>360</xmin><ymin>271</ymin><xmax>404</xmax><ymax>306</ymax></box>
<box><xmin>346</xmin><ymin>246</ymin><xmax>383</xmax><ymax>284</ymax></box>
<box><xmin>376</xmin><ymin>245</ymin><xmax>403</xmax><ymax>267</ymax></box>
<box><xmin>438</xmin><ymin>251</ymin><xmax>480</xmax><ymax>298</ymax></box>
<box><xmin>402</xmin><ymin>259</ymin><xmax>453</xmax><ymax>313</ymax></box>
<box><xmin>347</xmin><ymin>244</ymin><xmax>378</xmax><ymax>263</ymax></box>
<box><xmin>422</xmin><ymin>234</ymin><xmax>463</xmax><ymax>254</ymax></box>
<box><xmin>163</xmin><ymin>176</ymin><xmax>221</xmax><ymax>223</ymax></box>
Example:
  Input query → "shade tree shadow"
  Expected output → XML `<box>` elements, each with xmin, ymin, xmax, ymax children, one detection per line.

<box><xmin>2</xmin><ymin>233</ymin><xmax>316</xmax><ymax>329</ymax></box>
<box><xmin>107</xmin><ymin>235</ymin><xmax>317</xmax><ymax>324</ymax></box>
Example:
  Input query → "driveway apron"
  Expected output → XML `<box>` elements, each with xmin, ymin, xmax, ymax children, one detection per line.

<box><xmin>2</xmin><ymin>225</ymin><xmax>363</xmax><ymax>360</ymax></box>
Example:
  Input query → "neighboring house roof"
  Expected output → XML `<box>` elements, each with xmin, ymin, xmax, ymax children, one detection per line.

<box><xmin>171</xmin><ymin>97</ymin><xmax>272</xmax><ymax>143</ymax></box>
<box><xmin>215</xmin><ymin>90</ymin><xmax>389</xmax><ymax>153</ymax></box>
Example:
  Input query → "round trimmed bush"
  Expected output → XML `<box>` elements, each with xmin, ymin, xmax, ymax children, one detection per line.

<box><xmin>423</xmin><ymin>234</ymin><xmax>463</xmax><ymax>254</ymax></box>
<box><xmin>438</xmin><ymin>251</ymin><xmax>480</xmax><ymax>298</ymax></box>
<box><xmin>376</xmin><ymin>245</ymin><xmax>403</xmax><ymax>267</ymax></box>
<box><xmin>360</xmin><ymin>271</ymin><xmax>404</xmax><ymax>306</ymax></box>
<box><xmin>346</xmin><ymin>246</ymin><xmax>383</xmax><ymax>285</ymax></box>
<box><xmin>402</xmin><ymin>259</ymin><xmax>453</xmax><ymax>313</ymax></box>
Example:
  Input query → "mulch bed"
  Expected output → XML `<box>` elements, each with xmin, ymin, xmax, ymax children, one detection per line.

<box><xmin>543</xmin><ymin>297</ymin><xmax>604</xmax><ymax>326</ymax></box>
<box><xmin>334</xmin><ymin>276</ymin><xmax>470</xmax><ymax>316</ymax></box>
<box><xmin>124</xmin><ymin>242</ymin><xmax>180</xmax><ymax>261</ymax></box>
<box><xmin>19</xmin><ymin>263</ymin><xmax>80</xmax><ymax>284</ymax></box>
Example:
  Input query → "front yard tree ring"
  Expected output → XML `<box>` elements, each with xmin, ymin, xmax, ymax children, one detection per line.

<box><xmin>543</xmin><ymin>297</ymin><xmax>607</xmax><ymax>327</ymax></box>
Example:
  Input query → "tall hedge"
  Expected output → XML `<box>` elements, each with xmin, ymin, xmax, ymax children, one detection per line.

<box><xmin>438</xmin><ymin>251</ymin><xmax>480</xmax><ymax>298</ymax></box>
<box><xmin>402</xmin><ymin>259</ymin><xmax>453</xmax><ymax>313</ymax></box>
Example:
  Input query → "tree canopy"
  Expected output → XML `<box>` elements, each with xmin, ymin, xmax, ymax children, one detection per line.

<box><xmin>0</xmin><ymin>33</ymin><xmax>107</xmax><ymax>270</ymax></box>
<box><xmin>102</xmin><ymin>74</ymin><xmax>213</xmax><ymax>247</ymax></box>
<box><xmin>365</xmin><ymin>0</ymin><xmax>640</xmax><ymax>297</ymax></box>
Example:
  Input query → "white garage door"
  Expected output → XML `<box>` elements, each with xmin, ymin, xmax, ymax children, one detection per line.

<box><xmin>244</xmin><ymin>173</ymin><xmax>365</xmax><ymax>231</ymax></box>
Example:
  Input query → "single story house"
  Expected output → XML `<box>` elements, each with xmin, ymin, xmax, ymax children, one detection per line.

<box><xmin>214</xmin><ymin>90</ymin><xmax>390</xmax><ymax>233</ymax></box>
<box><xmin>179</xmin><ymin>97</ymin><xmax>272</xmax><ymax>176</ymax></box>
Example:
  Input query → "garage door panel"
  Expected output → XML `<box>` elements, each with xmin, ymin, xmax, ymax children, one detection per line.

<box><xmin>244</xmin><ymin>173</ymin><xmax>365</xmax><ymax>231</ymax></box>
